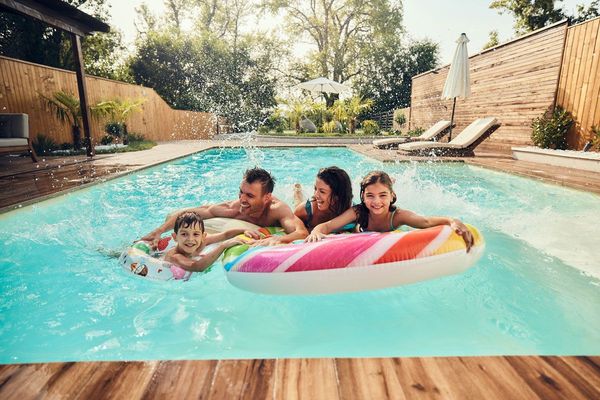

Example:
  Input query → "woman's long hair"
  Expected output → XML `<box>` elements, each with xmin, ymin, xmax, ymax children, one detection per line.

<box><xmin>353</xmin><ymin>171</ymin><xmax>397</xmax><ymax>230</ymax></box>
<box><xmin>316</xmin><ymin>166</ymin><xmax>353</xmax><ymax>217</ymax></box>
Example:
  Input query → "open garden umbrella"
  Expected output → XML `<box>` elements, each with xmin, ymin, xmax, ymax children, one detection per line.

<box><xmin>442</xmin><ymin>33</ymin><xmax>471</xmax><ymax>140</ymax></box>
<box><xmin>294</xmin><ymin>77</ymin><xmax>351</xmax><ymax>94</ymax></box>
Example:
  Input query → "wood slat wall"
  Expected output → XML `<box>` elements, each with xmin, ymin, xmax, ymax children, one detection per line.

<box><xmin>410</xmin><ymin>22</ymin><xmax>568</xmax><ymax>154</ymax></box>
<box><xmin>0</xmin><ymin>56</ymin><xmax>217</xmax><ymax>145</ymax></box>
<box><xmin>557</xmin><ymin>17</ymin><xmax>600</xmax><ymax>149</ymax></box>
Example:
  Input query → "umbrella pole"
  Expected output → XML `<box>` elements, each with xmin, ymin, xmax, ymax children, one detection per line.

<box><xmin>449</xmin><ymin>97</ymin><xmax>457</xmax><ymax>141</ymax></box>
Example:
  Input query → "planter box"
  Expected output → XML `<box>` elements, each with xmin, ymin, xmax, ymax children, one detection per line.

<box><xmin>512</xmin><ymin>146</ymin><xmax>600</xmax><ymax>172</ymax></box>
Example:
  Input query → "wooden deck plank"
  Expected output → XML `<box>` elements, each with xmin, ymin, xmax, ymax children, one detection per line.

<box><xmin>275</xmin><ymin>359</ymin><xmax>339</xmax><ymax>400</ymax></box>
<box><xmin>143</xmin><ymin>360</ymin><xmax>217</xmax><ymax>399</ymax></box>
<box><xmin>209</xmin><ymin>359</ymin><xmax>276</xmax><ymax>399</ymax></box>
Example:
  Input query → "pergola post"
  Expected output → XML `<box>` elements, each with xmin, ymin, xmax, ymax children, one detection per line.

<box><xmin>70</xmin><ymin>34</ymin><xmax>94</xmax><ymax>157</ymax></box>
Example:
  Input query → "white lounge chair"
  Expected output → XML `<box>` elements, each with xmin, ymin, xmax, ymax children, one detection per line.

<box><xmin>397</xmin><ymin>117</ymin><xmax>498</xmax><ymax>155</ymax></box>
<box><xmin>373</xmin><ymin>120</ymin><xmax>451</xmax><ymax>149</ymax></box>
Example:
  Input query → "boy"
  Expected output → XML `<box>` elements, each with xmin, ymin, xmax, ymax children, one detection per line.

<box><xmin>164</xmin><ymin>211</ymin><xmax>246</xmax><ymax>272</ymax></box>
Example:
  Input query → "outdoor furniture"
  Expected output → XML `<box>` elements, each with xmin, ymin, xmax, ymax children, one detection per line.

<box><xmin>373</xmin><ymin>120</ymin><xmax>451</xmax><ymax>149</ymax></box>
<box><xmin>396</xmin><ymin>117</ymin><xmax>498</xmax><ymax>156</ymax></box>
<box><xmin>0</xmin><ymin>113</ymin><xmax>38</xmax><ymax>162</ymax></box>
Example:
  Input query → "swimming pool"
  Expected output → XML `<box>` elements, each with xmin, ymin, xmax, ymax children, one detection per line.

<box><xmin>1</xmin><ymin>147</ymin><xmax>599</xmax><ymax>363</ymax></box>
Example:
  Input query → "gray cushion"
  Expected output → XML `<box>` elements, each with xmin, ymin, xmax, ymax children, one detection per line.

<box><xmin>0</xmin><ymin>114</ymin><xmax>29</xmax><ymax>139</ymax></box>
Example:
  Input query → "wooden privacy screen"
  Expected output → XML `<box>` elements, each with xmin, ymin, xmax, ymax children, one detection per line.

<box><xmin>0</xmin><ymin>56</ymin><xmax>218</xmax><ymax>144</ymax></box>
<box><xmin>557</xmin><ymin>17</ymin><xmax>600</xmax><ymax>150</ymax></box>
<box><xmin>410</xmin><ymin>21</ymin><xmax>568</xmax><ymax>154</ymax></box>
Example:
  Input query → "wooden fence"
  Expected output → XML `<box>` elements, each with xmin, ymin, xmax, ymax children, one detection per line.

<box><xmin>410</xmin><ymin>21</ymin><xmax>568</xmax><ymax>154</ymax></box>
<box><xmin>556</xmin><ymin>17</ymin><xmax>600</xmax><ymax>149</ymax></box>
<box><xmin>0</xmin><ymin>56</ymin><xmax>221</xmax><ymax>145</ymax></box>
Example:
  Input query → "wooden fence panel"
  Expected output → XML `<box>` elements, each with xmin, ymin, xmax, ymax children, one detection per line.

<box><xmin>557</xmin><ymin>17</ymin><xmax>600</xmax><ymax>149</ymax></box>
<box><xmin>0</xmin><ymin>56</ymin><xmax>217</xmax><ymax>145</ymax></box>
<box><xmin>410</xmin><ymin>22</ymin><xmax>568</xmax><ymax>154</ymax></box>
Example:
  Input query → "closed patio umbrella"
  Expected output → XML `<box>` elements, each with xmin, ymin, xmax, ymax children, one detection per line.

<box><xmin>442</xmin><ymin>33</ymin><xmax>471</xmax><ymax>140</ymax></box>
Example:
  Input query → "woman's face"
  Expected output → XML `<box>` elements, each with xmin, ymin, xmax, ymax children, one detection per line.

<box><xmin>313</xmin><ymin>178</ymin><xmax>333</xmax><ymax>211</ymax></box>
<box><xmin>362</xmin><ymin>182</ymin><xmax>393</xmax><ymax>215</ymax></box>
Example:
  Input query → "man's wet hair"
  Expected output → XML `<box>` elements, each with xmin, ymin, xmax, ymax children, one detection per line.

<box><xmin>174</xmin><ymin>211</ymin><xmax>205</xmax><ymax>233</ymax></box>
<box><xmin>243</xmin><ymin>167</ymin><xmax>275</xmax><ymax>194</ymax></box>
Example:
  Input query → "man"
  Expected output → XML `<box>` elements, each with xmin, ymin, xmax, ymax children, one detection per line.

<box><xmin>141</xmin><ymin>167</ymin><xmax>308</xmax><ymax>247</ymax></box>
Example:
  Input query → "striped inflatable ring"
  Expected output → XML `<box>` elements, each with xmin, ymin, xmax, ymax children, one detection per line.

<box><xmin>223</xmin><ymin>224</ymin><xmax>485</xmax><ymax>295</ymax></box>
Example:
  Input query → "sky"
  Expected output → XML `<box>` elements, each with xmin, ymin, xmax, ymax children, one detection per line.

<box><xmin>104</xmin><ymin>0</ymin><xmax>589</xmax><ymax>66</ymax></box>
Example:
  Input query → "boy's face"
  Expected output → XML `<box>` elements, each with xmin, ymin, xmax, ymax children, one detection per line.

<box><xmin>172</xmin><ymin>222</ymin><xmax>206</xmax><ymax>255</ymax></box>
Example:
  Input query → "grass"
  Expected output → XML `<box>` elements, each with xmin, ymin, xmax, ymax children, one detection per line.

<box><xmin>95</xmin><ymin>140</ymin><xmax>157</xmax><ymax>154</ymax></box>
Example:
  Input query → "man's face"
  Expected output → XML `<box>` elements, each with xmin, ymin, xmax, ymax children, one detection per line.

<box><xmin>238</xmin><ymin>180</ymin><xmax>270</xmax><ymax>214</ymax></box>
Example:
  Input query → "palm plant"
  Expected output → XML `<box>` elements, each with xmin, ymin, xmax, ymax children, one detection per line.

<box><xmin>345</xmin><ymin>96</ymin><xmax>373</xmax><ymax>135</ymax></box>
<box><xmin>94</xmin><ymin>98</ymin><xmax>145</xmax><ymax>144</ymax></box>
<box><xmin>40</xmin><ymin>91</ymin><xmax>84</xmax><ymax>149</ymax></box>
<box><xmin>331</xmin><ymin>99</ymin><xmax>347</xmax><ymax>133</ymax></box>
<box><xmin>283</xmin><ymin>98</ymin><xmax>310</xmax><ymax>133</ymax></box>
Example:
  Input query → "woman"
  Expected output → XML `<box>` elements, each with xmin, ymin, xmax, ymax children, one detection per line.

<box><xmin>293</xmin><ymin>166</ymin><xmax>353</xmax><ymax>232</ymax></box>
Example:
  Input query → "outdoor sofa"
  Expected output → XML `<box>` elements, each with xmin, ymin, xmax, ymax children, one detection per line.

<box><xmin>0</xmin><ymin>113</ymin><xmax>38</xmax><ymax>162</ymax></box>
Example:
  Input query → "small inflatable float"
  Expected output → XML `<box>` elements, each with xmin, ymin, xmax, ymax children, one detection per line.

<box><xmin>120</xmin><ymin>217</ymin><xmax>262</xmax><ymax>281</ymax></box>
<box><xmin>223</xmin><ymin>224</ymin><xmax>485</xmax><ymax>295</ymax></box>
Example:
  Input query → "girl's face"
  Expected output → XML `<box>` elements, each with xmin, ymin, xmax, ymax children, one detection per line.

<box><xmin>313</xmin><ymin>178</ymin><xmax>333</xmax><ymax>211</ymax></box>
<box><xmin>362</xmin><ymin>182</ymin><xmax>393</xmax><ymax>215</ymax></box>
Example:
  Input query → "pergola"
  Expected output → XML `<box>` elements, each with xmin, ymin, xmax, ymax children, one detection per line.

<box><xmin>0</xmin><ymin>0</ymin><xmax>111</xmax><ymax>157</ymax></box>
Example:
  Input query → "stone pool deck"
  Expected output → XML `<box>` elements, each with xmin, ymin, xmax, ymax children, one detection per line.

<box><xmin>1</xmin><ymin>140</ymin><xmax>599</xmax><ymax>399</ymax></box>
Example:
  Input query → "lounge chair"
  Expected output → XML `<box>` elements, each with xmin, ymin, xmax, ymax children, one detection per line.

<box><xmin>373</xmin><ymin>120</ymin><xmax>451</xmax><ymax>149</ymax></box>
<box><xmin>0</xmin><ymin>113</ymin><xmax>38</xmax><ymax>162</ymax></box>
<box><xmin>396</xmin><ymin>117</ymin><xmax>498</xmax><ymax>156</ymax></box>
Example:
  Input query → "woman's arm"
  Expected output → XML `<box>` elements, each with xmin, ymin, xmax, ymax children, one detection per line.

<box><xmin>305</xmin><ymin>208</ymin><xmax>357</xmax><ymax>242</ymax></box>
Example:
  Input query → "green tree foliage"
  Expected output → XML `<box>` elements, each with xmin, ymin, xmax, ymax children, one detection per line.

<box><xmin>263</xmin><ymin>0</ymin><xmax>404</xmax><ymax>106</ymax></box>
<box><xmin>129</xmin><ymin>32</ymin><xmax>277</xmax><ymax>131</ymax></box>
<box><xmin>0</xmin><ymin>0</ymin><xmax>130</xmax><ymax>81</ymax></box>
<box><xmin>490</xmin><ymin>0</ymin><xmax>564</xmax><ymax>34</ymax></box>
<box><xmin>483</xmin><ymin>30</ymin><xmax>500</xmax><ymax>50</ymax></box>
<box><xmin>354</xmin><ymin>39</ymin><xmax>438</xmax><ymax>114</ymax></box>
<box><xmin>571</xmin><ymin>0</ymin><xmax>600</xmax><ymax>24</ymax></box>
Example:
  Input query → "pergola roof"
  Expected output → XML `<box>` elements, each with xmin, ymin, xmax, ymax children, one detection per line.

<box><xmin>0</xmin><ymin>0</ymin><xmax>110</xmax><ymax>36</ymax></box>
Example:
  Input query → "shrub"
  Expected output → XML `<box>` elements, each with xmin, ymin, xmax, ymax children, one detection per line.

<box><xmin>531</xmin><ymin>107</ymin><xmax>573</xmax><ymax>150</ymax></box>
<box><xmin>105</xmin><ymin>122</ymin><xmax>124</xmax><ymax>137</ymax></box>
<box><xmin>100</xmin><ymin>135</ymin><xmax>115</xmax><ymax>145</ymax></box>
<box><xmin>361</xmin><ymin>120</ymin><xmax>381</xmax><ymax>136</ymax></box>
<box><xmin>33</xmin><ymin>134</ymin><xmax>58</xmax><ymax>155</ymax></box>
<box><xmin>591</xmin><ymin>126</ymin><xmax>600</xmax><ymax>151</ymax></box>
<box><xmin>127</xmin><ymin>132</ymin><xmax>146</xmax><ymax>142</ymax></box>
<box><xmin>407</xmin><ymin>127</ymin><xmax>425</xmax><ymax>137</ymax></box>
<box><xmin>394</xmin><ymin>112</ymin><xmax>406</xmax><ymax>127</ymax></box>
<box><xmin>257</xmin><ymin>125</ymin><xmax>270</xmax><ymax>134</ymax></box>
<box><xmin>322</xmin><ymin>121</ymin><xmax>337</xmax><ymax>133</ymax></box>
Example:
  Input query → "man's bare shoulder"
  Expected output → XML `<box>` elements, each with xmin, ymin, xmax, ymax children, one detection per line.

<box><xmin>269</xmin><ymin>196</ymin><xmax>294</xmax><ymax>216</ymax></box>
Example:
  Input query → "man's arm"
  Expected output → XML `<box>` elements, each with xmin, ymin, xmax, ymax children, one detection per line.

<box><xmin>251</xmin><ymin>203</ymin><xmax>309</xmax><ymax>246</ymax></box>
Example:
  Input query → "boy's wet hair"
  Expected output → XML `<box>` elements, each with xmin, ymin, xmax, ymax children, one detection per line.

<box><xmin>243</xmin><ymin>167</ymin><xmax>275</xmax><ymax>194</ymax></box>
<box><xmin>174</xmin><ymin>211</ymin><xmax>205</xmax><ymax>234</ymax></box>
<box><xmin>353</xmin><ymin>171</ymin><xmax>397</xmax><ymax>230</ymax></box>
<box><xmin>316</xmin><ymin>166</ymin><xmax>353</xmax><ymax>216</ymax></box>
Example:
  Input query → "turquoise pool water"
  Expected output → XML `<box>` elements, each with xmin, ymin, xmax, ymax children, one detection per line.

<box><xmin>1</xmin><ymin>147</ymin><xmax>599</xmax><ymax>364</ymax></box>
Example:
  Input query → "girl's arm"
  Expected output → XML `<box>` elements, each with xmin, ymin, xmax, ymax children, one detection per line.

<box><xmin>396</xmin><ymin>210</ymin><xmax>473</xmax><ymax>251</ymax></box>
<box><xmin>166</xmin><ymin>237</ymin><xmax>245</xmax><ymax>272</ymax></box>
<box><xmin>204</xmin><ymin>228</ymin><xmax>246</xmax><ymax>245</ymax></box>
<box><xmin>305</xmin><ymin>208</ymin><xmax>357</xmax><ymax>242</ymax></box>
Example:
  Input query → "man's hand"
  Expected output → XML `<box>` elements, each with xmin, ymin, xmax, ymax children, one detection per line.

<box><xmin>450</xmin><ymin>219</ymin><xmax>473</xmax><ymax>252</ymax></box>
<box><xmin>139</xmin><ymin>231</ymin><xmax>161</xmax><ymax>249</ymax></box>
<box><xmin>244</xmin><ymin>229</ymin><xmax>267</xmax><ymax>240</ymax></box>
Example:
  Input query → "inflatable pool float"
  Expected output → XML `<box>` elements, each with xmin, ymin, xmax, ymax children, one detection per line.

<box><xmin>223</xmin><ymin>224</ymin><xmax>485</xmax><ymax>295</ymax></box>
<box><xmin>119</xmin><ymin>218</ymin><xmax>264</xmax><ymax>281</ymax></box>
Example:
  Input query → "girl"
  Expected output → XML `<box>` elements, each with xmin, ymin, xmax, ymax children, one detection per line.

<box><xmin>305</xmin><ymin>170</ymin><xmax>474</xmax><ymax>251</ymax></box>
<box><xmin>293</xmin><ymin>166</ymin><xmax>353</xmax><ymax>232</ymax></box>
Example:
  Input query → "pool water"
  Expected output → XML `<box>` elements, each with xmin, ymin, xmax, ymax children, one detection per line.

<box><xmin>1</xmin><ymin>147</ymin><xmax>599</xmax><ymax>363</ymax></box>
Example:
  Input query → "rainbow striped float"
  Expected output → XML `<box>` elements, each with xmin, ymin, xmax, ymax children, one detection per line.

<box><xmin>223</xmin><ymin>224</ymin><xmax>485</xmax><ymax>295</ymax></box>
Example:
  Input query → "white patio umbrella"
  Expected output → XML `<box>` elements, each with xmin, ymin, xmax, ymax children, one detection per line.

<box><xmin>441</xmin><ymin>33</ymin><xmax>471</xmax><ymax>140</ymax></box>
<box><xmin>294</xmin><ymin>77</ymin><xmax>351</xmax><ymax>94</ymax></box>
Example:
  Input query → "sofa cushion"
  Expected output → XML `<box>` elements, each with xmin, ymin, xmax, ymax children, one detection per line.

<box><xmin>0</xmin><ymin>138</ymin><xmax>29</xmax><ymax>147</ymax></box>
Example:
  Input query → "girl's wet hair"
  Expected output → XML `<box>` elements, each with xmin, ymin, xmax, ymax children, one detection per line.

<box><xmin>353</xmin><ymin>171</ymin><xmax>397</xmax><ymax>230</ymax></box>
<box><xmin>316</xmin><ymin>166</ymin><xmax>353</xmax><ymax>216</ymax></box>
<box><xmin>174</xmin><ymin>211</ymin><xmax>205</xmax><ymax>233</ymax></box>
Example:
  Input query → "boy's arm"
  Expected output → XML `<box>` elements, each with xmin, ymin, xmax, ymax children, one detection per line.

<box><xmin>140</xmin><ymin>202</ymin><xmax>235</xmax><ymax>247</ymax></box>
<box><xmin>167</xmin><ymin>237</ymin><xmax>245</xmax><ymax>272</ymax></box>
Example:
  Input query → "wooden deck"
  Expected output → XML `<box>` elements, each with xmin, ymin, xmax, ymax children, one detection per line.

<box><xmin>1</xmin><ymin>141</ymin><xmax>599</xmax><ymax>398</ymax></box>
<box><xmin>1</xmin><ymin>356</ymin><xmax>598</xmax><ymax>399</ymax></box>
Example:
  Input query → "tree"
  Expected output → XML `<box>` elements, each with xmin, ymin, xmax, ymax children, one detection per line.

<box><xmin>489</xmin><ymin>0</ymin><xmax>564</xmax><ymax>34</ymax></box>
<box><xmin>263</xmin><ymin>0</ymin><xmax>404</xmax><ymax>106</ymax></box>
<box><xmin>483</xmin><ymin>30</ymin><xmax>500</xmax><ymax>50</ymax></box>
<box><xmin>354</xmin><ymin>39</ymin><xmax>439</xmax><ymax>114</ymax></box>
<box><xmin>571</xmin><ymin>0</ymin><xmax>600</xmax><ymax>24</ymax></box>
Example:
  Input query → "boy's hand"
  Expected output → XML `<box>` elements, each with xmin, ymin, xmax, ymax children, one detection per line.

<box><xmin>139</xmin><ymin>231</ymin><xmax>161</xmax><ymax>249</ymax></box>
<box><xmin>450</xmin><ymin>219</ymin><xmax>473</xmax><ymax>252</ymax></box>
